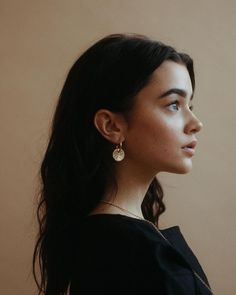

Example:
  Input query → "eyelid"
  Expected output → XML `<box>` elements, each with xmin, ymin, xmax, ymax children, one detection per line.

<box><xmin>167</xmin><ymin>99</ymin><xmax>178</xmax><ymax>104</ymax></box>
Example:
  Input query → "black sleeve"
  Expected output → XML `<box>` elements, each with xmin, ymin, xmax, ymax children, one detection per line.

<box><xmin>72</xmin><ymin>225</ymin><xmax>166</xmax><ymax>295</ymax></box>
<box><xmin>71</xmin><ymin>221</ymin><xmax>199</xmax><ymax>295</ymax></box>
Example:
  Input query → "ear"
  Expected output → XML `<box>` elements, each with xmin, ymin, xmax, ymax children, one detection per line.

<box><xmin>94</xmin><ymin>109</ymin><xmax>126</xmax><ymax>144</ymax></box>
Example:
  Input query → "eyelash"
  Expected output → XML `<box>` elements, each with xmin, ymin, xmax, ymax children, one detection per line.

<box><xmin>167</xmin><ymin>100</ymin><xmax>194</xmax><ymax>111</ymax></box>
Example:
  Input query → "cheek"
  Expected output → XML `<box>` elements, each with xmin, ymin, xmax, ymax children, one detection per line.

<box><xmin>126</xmin><ymin>106</ymin><xmax>183</xmax><ymax>153</ymax></box>
<box><xmin>147</xmin><ymin>116</ymin><xmax>178</xmax><ymax>142</ymax></box>
<box><xmin>128</xmin><ymin>114</ymin><xmax>175</xmax><ymax>151</ymax></box>
<box><xmin>147</xmin><ymin>117</ymin><xmax>183</xmax><ymax>160</ymax></box>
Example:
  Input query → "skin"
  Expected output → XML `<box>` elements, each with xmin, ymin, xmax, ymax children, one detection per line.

<box><xmin>92</xmin><ymin>60</ymin><xmax>203</xmax><ymax>218</ymax></box>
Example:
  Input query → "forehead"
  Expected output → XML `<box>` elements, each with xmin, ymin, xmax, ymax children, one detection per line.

<box><xmin>149</xmin><ymin>60</ymin><xmax>193</xmax><ymax>93</ymax></box>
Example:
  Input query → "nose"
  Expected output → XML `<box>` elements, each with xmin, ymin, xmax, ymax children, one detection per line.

<box><xmin>184</xmin><ymin>113</ymin><xmax>203</xmax><ymax>134</ymax></box>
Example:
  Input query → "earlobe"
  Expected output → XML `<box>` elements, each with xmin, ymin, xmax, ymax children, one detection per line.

<box><xmin>93</xmin><ymin>109</ymin><xmax>125</xmax><ymax>144</ymax></box>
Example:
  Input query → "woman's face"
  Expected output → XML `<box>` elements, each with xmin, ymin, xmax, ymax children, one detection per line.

<box><xmin>123</xmin><ymin>60</ymin><xmax>203</xmax><ymax>175</ymax></box>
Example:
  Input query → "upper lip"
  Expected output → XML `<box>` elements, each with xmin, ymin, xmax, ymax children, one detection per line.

<box><xmin>182</xmin><ymin>140</ymin><xmax>198</xmax><ymax>149</ymax></box>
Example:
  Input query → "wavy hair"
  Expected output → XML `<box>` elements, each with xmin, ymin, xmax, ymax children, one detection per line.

<box><xmin>33</xmin><ymin>33</ymin><xmax>195</xmax><ymax>295</ymax></box>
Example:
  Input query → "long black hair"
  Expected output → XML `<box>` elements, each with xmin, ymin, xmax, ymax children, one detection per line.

<box><xmin>33</xmin><ymin>33</ymin><xmax>195</xmax><ymax>295</ymax></box>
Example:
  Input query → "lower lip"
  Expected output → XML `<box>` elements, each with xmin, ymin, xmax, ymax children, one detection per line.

<box><xmin>182</xmin><ymin>147</ymin><xmax>195</xmax><ymax>156</ymax></box>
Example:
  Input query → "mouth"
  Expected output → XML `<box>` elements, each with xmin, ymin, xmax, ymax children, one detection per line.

<box><xmin>181</xmin><ymin>140</ymin><xmax>197</xmax><ymax>156</ymax></box>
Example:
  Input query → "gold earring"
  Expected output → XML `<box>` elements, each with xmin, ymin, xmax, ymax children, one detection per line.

<box><xmin>112</xmin><ymin>142</ymin><xmax>125</xmax><ymax>161</ymax></box>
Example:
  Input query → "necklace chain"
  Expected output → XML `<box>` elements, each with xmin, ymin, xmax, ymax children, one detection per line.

<box><xmin>99</xmin><ymin>200</ymin><xmax>214</xmax><ymax>294</ymax></box>
<box><xmin>100</xmin><ymin>200</ymin><xmax>170</xmax><ymax>242</ymax></box>
<box><xmin>100</xmin><ymin>200</ymin><xmax>144</xmax><ymax>219</ymax></box>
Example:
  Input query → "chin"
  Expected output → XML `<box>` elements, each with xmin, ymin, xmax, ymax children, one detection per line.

<box><xmin>177</xmin><ymin>167</ymin><xmax>192</xmax><ymax>174</ymax></box>
<box><xmin>177</xmin><ymin>164</ymin><xmax>193</xmax><ymax>174</ymax></box>
<box><xmin>164</xmin><ymin>162</ymin><xmax>193</xmax><ymax>174</ymax></box>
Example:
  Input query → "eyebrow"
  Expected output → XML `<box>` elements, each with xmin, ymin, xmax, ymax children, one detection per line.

<box><xmin>158</xmin><ymin>88</ymin><xmax>194</xmax><ymax>101</ymax></box>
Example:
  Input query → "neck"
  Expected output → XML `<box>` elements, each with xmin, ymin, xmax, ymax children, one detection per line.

<box><xmin>101</xmin><ymin>162</ymin><xmax>156</xmax><ymax>218</ymax></box>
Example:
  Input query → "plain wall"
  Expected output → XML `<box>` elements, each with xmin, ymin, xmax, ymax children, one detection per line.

<box><xmin>1</xmin><ymin>0</ymin><xmax>235</xmax><ymax>294</ymax></box>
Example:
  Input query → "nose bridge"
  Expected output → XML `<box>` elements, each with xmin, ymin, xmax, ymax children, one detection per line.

<box><xmin>184</xmin><ymin>110</ymin><xmax>203</xmax><ymax>134</ymax></box>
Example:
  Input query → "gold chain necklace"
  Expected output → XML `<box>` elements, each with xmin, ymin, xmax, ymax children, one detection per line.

<box><xmin>100</xmin><ymin>200</ymin><xmax>143</xmax><ymax>219</ymax></box>
<box><xmin>99</xmin><ymin>200</ymin><xmax>214</xmax><ymax>294</ymax></box>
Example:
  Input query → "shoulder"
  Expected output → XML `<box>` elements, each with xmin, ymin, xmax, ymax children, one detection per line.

<box><xmin>72</xmin><ymin>216</ymin><xmax>168</xmax><ymax>294</ymax></box>
<box><xmin>78</xmin><ymin>214</ymin><xmax>166</xmax><ymax>268</ymax></box>
<box><xmin>79</xmin><ymin>214</ymin><xmax>163</xmax><ymax>245</ymax></box>
<box><xmin>77</xmin><ymin>214</ymin><xmax>167</xmax><ymax>275</ymax></box>
<box><xmin>73</xmin><ymin>215</ymin><xmax>202</xmax><ymax>294</ymax></box>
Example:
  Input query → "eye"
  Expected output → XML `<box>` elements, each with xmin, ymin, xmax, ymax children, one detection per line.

<box><xmin>167</xmin><ymin>100</ymin><xmax>179</xmax><ymax>111</ymax></box>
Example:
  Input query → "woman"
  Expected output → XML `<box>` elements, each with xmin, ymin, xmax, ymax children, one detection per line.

<box><xmin>33</xmin><ymin>33</ymin><xmax>213</xmax><ymax>295</ymax></box>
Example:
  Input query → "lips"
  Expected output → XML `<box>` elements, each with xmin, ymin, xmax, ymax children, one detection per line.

<box><xmin>182</xmin><ymin>140</ymin><xmax>197</xmax><ymax>149</ymax></box>
<box><xmin>181</xmin><ymin>140</ymin><xmax>197</xmax><ymax>156</ymax></box>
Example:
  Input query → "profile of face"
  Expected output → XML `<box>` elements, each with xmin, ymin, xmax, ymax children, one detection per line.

<box><xmin>122</xmin><ymin>60</ymin><xmax>203</xmax><ymax>175</ymax></box>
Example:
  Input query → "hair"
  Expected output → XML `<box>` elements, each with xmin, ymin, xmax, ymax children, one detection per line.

<box><xmin>33</xmin><ymin>33</ymin><xmax>195</xmax><ymax>295</ymax></box>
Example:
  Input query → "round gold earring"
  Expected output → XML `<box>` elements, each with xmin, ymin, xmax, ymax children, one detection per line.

<box><xmin>112</xmin><ymin>142</ymin><xmax>125</xmax><ymax>162</ymax></box>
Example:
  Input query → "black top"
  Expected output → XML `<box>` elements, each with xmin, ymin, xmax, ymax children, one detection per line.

<box><xmin>70</xmin><ymin>214</ymin><xmax>212</xmax><ymax>295</ymax></box>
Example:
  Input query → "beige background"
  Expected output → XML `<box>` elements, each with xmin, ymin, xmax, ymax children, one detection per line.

<box><xmin>1</xmin><ymin>0</ymin><xmax>235</xmax><ymax>294</ymax></box>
